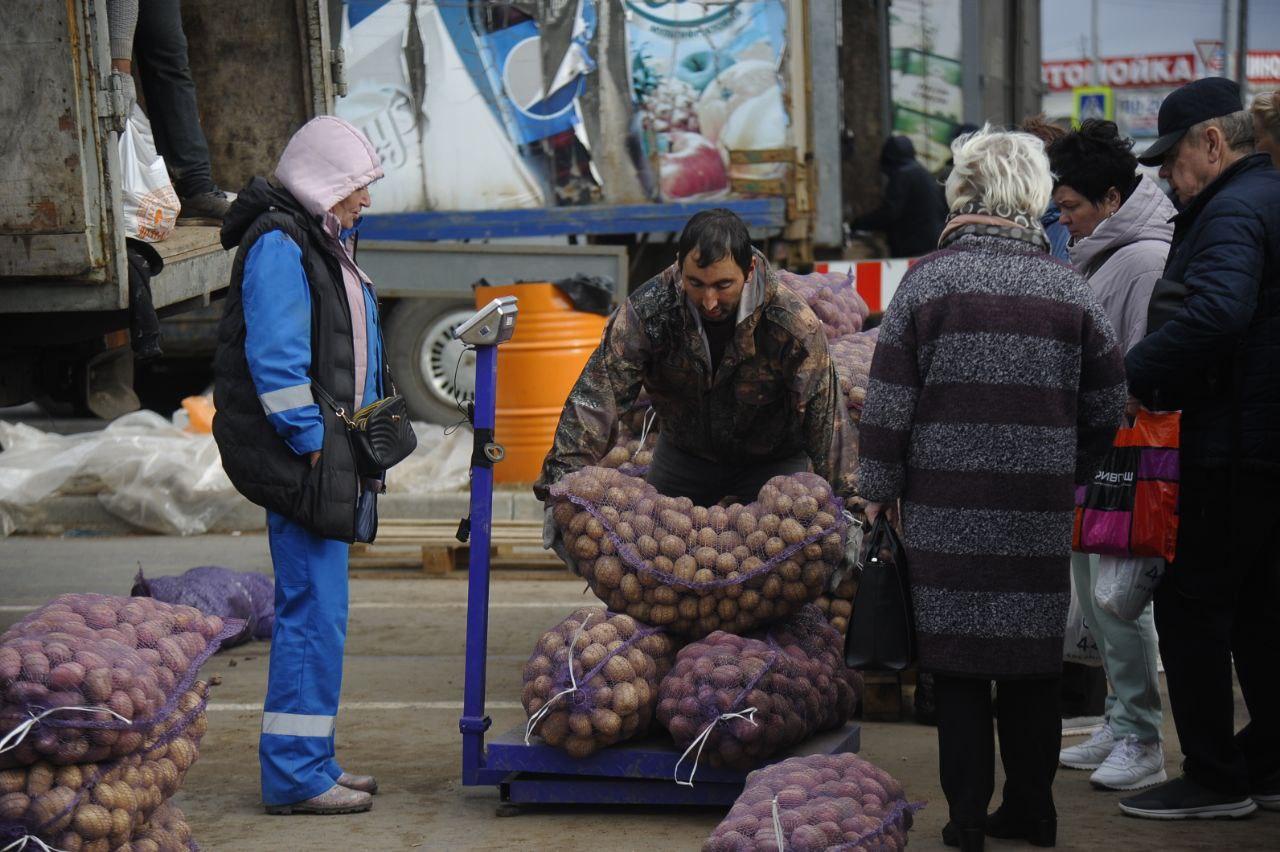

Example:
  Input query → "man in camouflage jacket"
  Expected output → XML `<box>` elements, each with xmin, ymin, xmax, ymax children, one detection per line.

<box><xmin>533</xmin><ymin>210</ymin><xmax>859</xmax><ymax>507</ymax></box>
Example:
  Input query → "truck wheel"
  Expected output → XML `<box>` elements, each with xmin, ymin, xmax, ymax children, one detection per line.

<box><xmin>384</xmin><ymin>298</ymin><xmax>476</xmax><ymax>424</ymax></box>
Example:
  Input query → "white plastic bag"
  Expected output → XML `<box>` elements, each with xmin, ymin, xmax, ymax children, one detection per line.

<box><xmin>1064</xmin><ymin>570</ymin><xmax>1103</xmax><ymax>666</ymax></box>
<box><xmin>1094</xmin><ymin>556</ymin><xmax>1165</xmax><ymax>622</ymax></box>
<box><xmin>119</xmin><ymin>104</ymin><xmax>180</xmax><ymax>241</ymax></box>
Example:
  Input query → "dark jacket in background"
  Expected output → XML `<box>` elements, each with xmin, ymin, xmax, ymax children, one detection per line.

<box><xmin>851</xmin><ymin>136</ymin><xmax>949</xmax><ymax>257</ymax></box>
<box><xmin>1126</xmin><ymin>153</ymin><xmax>1280</xmax><ymax>474</ymax></box>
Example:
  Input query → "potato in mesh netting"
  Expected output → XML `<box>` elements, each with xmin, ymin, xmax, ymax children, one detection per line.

<box><xmin>521</xmin><ymin>608</ymin><xmax>679</xmax><ymax>758</ymax></box>
<box><xmin>0</xmin><ymin>682</ymin><xmax>209</xmax><ymax>852</ymax></box>
<box><xmin>777</xmin><ymin>270</ymin><xmax>870</xmax><ymax>340</ymax></box>
<box><xmin>656</xmin><ymin>604</ymin><xmax>860</xmax><ymax>781</ymax></box>
<box><xmin>829</xmin><ymin>328</ymin><xmax>879</xmax><ymax>420</ymax></box>
<box><xmin>0</xmin><ymin>594</ymin><xmax>238</xmax><ymax>768</ymax></box>
<box><xmin>549</xmin><ymin>470</ymin><xmax>849</xmax><ymax>639</ymax></box>
<box><xmin>704</xmin><ymin>752</ymin><xmax>922</xmax><ymax>852</ymax></box>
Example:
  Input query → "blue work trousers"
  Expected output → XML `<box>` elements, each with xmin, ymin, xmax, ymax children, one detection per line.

<box><xmin>260</xmin><ymin>510</ymin><xmax>350</xmax><ymax>805</ymax></box>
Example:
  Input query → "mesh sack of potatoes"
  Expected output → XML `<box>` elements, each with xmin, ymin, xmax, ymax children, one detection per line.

<box><xmin>0</xmin><ymin>681</ymin><xmax>210</xmax><ymax>852</ymax></box>
<box><xmin>656</xmin><ymin>605</ymin><xmax>859</xmax><ymax>783</ymax></box>
<box><xmin>116</xmin><ymin>801</ymin><xmax>197</xmax><ymax>852</ymax></box>
<box><xmin>814</xmin><ymin>571</ymin><xmax>857</xmax><ymax>639</ymax></box>
<box><xmin>777</xmin><ymin>270</ymin><xmax>869</xmax><ymax>340</ymax></box>
<box><xmin>522</xmin><ymin>608</ymin><xmax>679</xmax><ymax>759</ymax></box>
<box><xmin>829</xmin><ymin>328</ymin><xmax>879</xmax><ymax>422</ymax></box>
<box><xmin>0</xmin><ymin>594</ymin><xmax>240</xmax><ymax>768</ymax></box>
<box><xmin>598</xmin><ymin>407</ymin><xmax>658</xmax><ymax>479</ymax></box>
<box><xmin>703</xmin><ymin>752</ymin><xmax>922</xmax><ymax>852</ymax></box>
<box><xmin>549</xmin><ymin>469</ymin><xmax>849</xmax><ymax>639</ymax></box>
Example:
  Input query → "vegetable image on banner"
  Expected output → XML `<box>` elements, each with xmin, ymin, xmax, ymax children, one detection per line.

<box><xmin>627</xmin><ymin>1</ymin><xmax>790</xmax><ymax>200</ymax></box>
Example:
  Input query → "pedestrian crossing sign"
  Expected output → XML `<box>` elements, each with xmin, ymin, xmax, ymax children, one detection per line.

<box><xmin>1072</xmin><ymin>86</ymin><xmax>1115</xmax><ymax>127</ymax></box>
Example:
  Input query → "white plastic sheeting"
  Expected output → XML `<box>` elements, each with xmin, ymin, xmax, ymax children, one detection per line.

<box><xmin>0</xmin><ymin>414</ymin><xmax>472</xmax><ymax>536</ymax></box>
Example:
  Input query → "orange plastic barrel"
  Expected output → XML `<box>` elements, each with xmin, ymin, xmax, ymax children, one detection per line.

<box><xmin>474</xmin><ymin>283</ymin><xmax>608</xmax><ymax>483</ymax></box>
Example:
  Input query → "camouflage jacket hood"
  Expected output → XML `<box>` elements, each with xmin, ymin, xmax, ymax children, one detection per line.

<box><xmin>534</xmin><ymin>252</ymin><xmax>859</xmax><ymax>502</ymax></box>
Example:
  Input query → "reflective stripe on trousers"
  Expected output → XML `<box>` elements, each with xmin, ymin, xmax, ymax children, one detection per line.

<box><xmin>260</xmin><ymin>510</ymin><xmax>350</xmax><ymax>805</ymax></box>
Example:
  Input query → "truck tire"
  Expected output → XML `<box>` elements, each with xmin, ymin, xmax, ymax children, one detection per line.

<box><xmin>384</xmin><ymin>298</ymin><xmax>476</xmax><ymax>425</ymax></box>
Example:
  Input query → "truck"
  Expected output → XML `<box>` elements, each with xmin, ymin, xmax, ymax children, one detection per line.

<box><xmin>0</xmin><ymin>0</ymin><xmax>340</xmax><ymax>418</ymax></box>
<box><xmin>0</xmin><ymin>0</ymin><xmax>843</xmax><ymax>424</ymax></box>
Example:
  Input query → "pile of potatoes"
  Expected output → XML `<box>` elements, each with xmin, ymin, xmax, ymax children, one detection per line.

<box><xmin>0</xmin><ymin>682</ymin><xmax>208</xmax><ymax>852</ymax></box>
<box><xmin>117</xmin><ymin>802</ymin><xmax>195</xmax><ymax>852</ymax></box>
<box><xmin>522</xmin><ymin>609</ymin><xmax>679</xmax><ymax>759</ymax></box>
<box><xmin>598</xmin><ymin>433</ymin><xmax>656</xmax><ymax>477</ymax></box>
<box><xmin>0</xmin><ymin>594</ymin><xmax>232</xmax><ymax>768</ymax></box>
<box><xmin>600</xmin><ymin>406</ymin><xmax>658</xmax><ymax>477</ymax></box>
<box><xmin>777</xmin><ymin>270</ymin><xmax>869</xmax><ymax>340</ymax></box>
<box><xmin>655</xmin><ymin>605</ymin><xmax>858</xmax><ymax>777</ymax></box>
<box><xmin>829</xmin><ymin>328</ymin><xmax>879</xmax><ymax>420</ymax></box>
<box><xmin>550</xmin><ymin>470</ymin><xmax>848</xmax><ymax>639</ymax></box>
<box><xmin>703</xmin><ymin>752</ymin><xmax>916</xmax><ymax>852</ymax></box>
<box><xmin>814</xmin><ymin>572</ymin><xmax>857</xmax><ymax>638</ymax></box>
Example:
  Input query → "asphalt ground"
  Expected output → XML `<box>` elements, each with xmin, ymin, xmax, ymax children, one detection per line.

<box><xmin>1</xmin><ymin>533</ymin><xmax>1277</xmax><ymax>851</ymax></box>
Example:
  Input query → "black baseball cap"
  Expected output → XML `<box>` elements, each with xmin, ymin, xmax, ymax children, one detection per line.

<box><xmin>1138</xmin><ymin>77</ymin><xmax>1244</xmax><ymax>166</ymax></box>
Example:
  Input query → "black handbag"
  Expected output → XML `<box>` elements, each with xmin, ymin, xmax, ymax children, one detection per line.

<box><xmin>844</xmin><ymin>515</ymin><xmax>917</xmax><ymax>672</ymax></box>
<box><xmin>313</xmin><ymin>384</ymin><xmax>417</xmax><ymax>478</ymax></box>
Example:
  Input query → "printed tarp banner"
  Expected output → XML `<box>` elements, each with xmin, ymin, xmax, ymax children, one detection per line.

<box><xmin>628</xmin><ymin>0</ymin><xmax>791</xmax><ymax>201</ymax></box>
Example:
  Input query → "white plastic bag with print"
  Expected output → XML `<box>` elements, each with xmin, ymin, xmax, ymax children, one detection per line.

<box><xmin>119</xmin><ymin>105</ymin><xmax>180</xmax><ymax>242</ymax></box>
<box><xmin>1094</xmin><ymin>555</ymin><xmax>1165</xmax><ymax>622</ymax></box>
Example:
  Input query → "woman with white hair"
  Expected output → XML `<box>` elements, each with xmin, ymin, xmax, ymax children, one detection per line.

<box><xmin>858</xmin><ymin>126</ymin><xmax>1128</xmax><ymax>850</ymax></box>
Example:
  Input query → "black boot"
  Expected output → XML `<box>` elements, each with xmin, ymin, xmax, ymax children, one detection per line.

<box><xmin>942</xmin><ymin>822</ymin><xmax>985</xmax><ymax>850</ymax></box>
<box><xmin>984</xmin><ymin>808</ymin><xmax>1057</xmax><ymax>847</ymax></box>
<box><xmin>984</xmin><ymin>805</ymin><xmax>1026</xmax><ymax>839</ymax></box>
<box><xmin>1026</xmin><ymin>818</ymin><xmax>1057</xmax><ymax>847</ymax></box>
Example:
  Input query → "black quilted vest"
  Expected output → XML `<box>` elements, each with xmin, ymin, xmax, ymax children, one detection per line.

<box><xmin>213</xmin><ymin>177</ymin><xmax>360</xmax><ymax>541</ymax></box>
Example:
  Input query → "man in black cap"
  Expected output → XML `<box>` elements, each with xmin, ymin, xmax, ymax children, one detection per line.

<box><xmin>1122</xmin><ymin>77</ymin><xmax>1280</xmax><ymax>820</ymax></box>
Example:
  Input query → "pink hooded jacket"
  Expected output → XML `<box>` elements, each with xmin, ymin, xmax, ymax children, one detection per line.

<box><xmin>275</xmin><ymin>116</ymin><xmax>385</xmax><ymax>408</ymax></box>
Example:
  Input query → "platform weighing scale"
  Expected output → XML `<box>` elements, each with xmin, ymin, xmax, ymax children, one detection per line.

<box><xmin>454</xmin><ymin>296</ymin><xmax>860</xmax><ymax>807</ymax></box>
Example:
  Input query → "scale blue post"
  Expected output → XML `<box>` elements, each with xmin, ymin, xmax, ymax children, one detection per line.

<box><xmin>457</xmin><ymin>298</ymin><xmax>860</xmax><ymax>806</ymax></box>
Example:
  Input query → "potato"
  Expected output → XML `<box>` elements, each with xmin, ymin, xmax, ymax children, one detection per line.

<box><xmin>522</xmin><ymin>608</ymin><xmax>678</xmax><ymax>758</ymax></box>
<box><xmin>548</xmin><ymin>470</ymin><xmax>847</xmax><ymax>638</ymax></box>
<box><xmin>658</xmin><ymin>605</ymin><xmax>857</xmax><ymax>778</ymax></box>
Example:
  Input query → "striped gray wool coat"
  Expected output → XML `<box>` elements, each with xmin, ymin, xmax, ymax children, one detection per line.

<box><xmin>858</xmin><ymin>227</ymin><xmax>1127</xmax><ymax>678</ymax></box>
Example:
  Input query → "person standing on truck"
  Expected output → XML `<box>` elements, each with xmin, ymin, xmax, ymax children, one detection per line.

<box><xmin>534</xmin><ymin>208</ymin><xmax>859</xmax><ymax>530</ymax></box>
<box><xmin>848</xmin><ymin>135</ymin><xmax>948</xmax><ymax>258</ymax></box>
<box><xmin>213</xmin><ymin>116</ymin><xmax>386</xmax><ymax>816</ymax></box>
<box><xmin>107</xmin><ymin>0</ymin><xmax>233</xmax><ymax>222</ymax></box>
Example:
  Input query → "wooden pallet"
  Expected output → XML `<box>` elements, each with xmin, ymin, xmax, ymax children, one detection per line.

<box><xmin>349</xmin><ymin>519</ymin><xmax>562</xmax><ymax>575</ymax></box>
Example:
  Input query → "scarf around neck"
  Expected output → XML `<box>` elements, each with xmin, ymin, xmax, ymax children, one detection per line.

<box><xmin>939</xmin><ymin>201</ymin><xmax>1050</xmax><ymax>252</ymax></box>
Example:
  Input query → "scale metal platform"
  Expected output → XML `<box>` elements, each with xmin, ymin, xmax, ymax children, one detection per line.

<box><xmin>455</xmin><ymin>296</ymin><xmax>860</xmax><ymax>807</ymax></box>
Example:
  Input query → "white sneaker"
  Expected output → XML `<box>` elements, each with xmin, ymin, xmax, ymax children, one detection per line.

<box><xmin>1060</xmin><ymin>722</ymin><xmax>1116</xmax><ymax>769</ymax></box>
<box><xmin>1091</xmin><ymin>736</ymin><xmax>1168</xmax><ymax>791</ymax></box>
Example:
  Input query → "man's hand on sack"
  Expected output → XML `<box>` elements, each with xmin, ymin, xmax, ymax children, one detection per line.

<box><xmin>542</xmin><ymin>504</ymin><xmax>579</xmax><ymax>575</ymax></box>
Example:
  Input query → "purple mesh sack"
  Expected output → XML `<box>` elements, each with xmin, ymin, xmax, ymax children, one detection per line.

<box><xmin>598</xmin><ymin>407</ymin><xmax>658</xmax><ymax>479</ymax></box>
<box><xmin>127</xmin><ymin>800</ymin><xmax>200</xmax><ymax>851</ymax></box>
<box><xmin>0</xmin><ymin>681</ymin><xmax>209</xmax><ymax>851</ymax></box>
<box><xmin>550</xmin><ymin>470</ymin><xmax>848</xmax><ymax>639</ymax></box>
<box><xmin>778</xmin><ymin>270</ymin><xmax>869</xmax><ymax>340</ymax></box>
<box><xmin>829</xmin><ymin>328</ymin><xmax>879</xmax><ymax>421</ymax></box>
<box><xmin>705</xmin><ymin>752</ymin><xmax>923</xmax><ymax>851</ymax></box>
<box><xmin>657</xmin><ymin>605</ymin><xmax>859</xmax><ymax>784</ymax></box>
<box><xmin>522</xmin><ymin>608</ymin><xmax>678</xmax><ymax>758</ymax></box>
<box><xmin>0</xmin><ymin>594</ymin><xmax>240</xmax><ymax>768</ymax></box>
<box><xmin>132</xmin><ymin>566</ymin><xmax>274</xmax><ymax>645</ymax></box>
